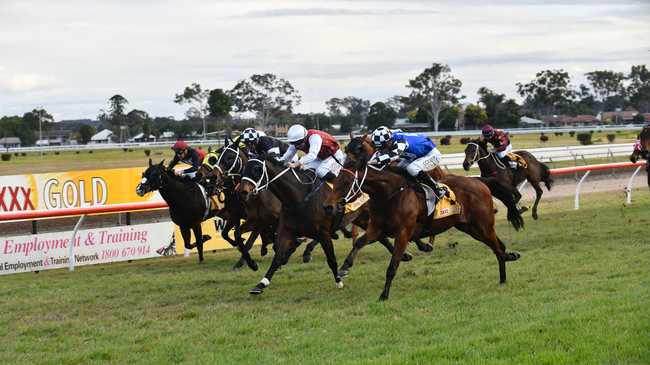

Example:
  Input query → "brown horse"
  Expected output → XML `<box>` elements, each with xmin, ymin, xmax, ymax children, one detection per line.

<box><xmin>325</xmin><ymin>136</ymin><xmax>521</xmax><ymax>300</ymax></box>
<box><xmin>463</xmin><ymin>140</ymin><xmax>553</xmax><ymax>220</ymax></box>
<box><xmin>630</xmin><ymin>125</ymin><xmax>650</xmax><ymax>188</ymax></box>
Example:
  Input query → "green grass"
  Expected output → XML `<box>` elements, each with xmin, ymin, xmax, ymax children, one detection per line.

<box><xmin>0</xmin><ymin>131</ymin><xmax>639</xmax><ymax>175</ymax></box>
<box><xmin>1</xmin><ymin>191</ymin><xmax>648</xmax><ymax>364</ymax></box>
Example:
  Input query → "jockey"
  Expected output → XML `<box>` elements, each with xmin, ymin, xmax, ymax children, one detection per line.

<box><xmin>482</xmin><ymin>124</ymin><xmax>517</xmax><ymax>169</ymax></box>
<box><xmin>169</xmin><ymin>140</ymin><xmax>206</xmax><ymax>181</ymax></box>
<box><xmin>370</xmin><ymin>126</ymin><xmax>447</xmax><ymax>199</ymax></box>
<box><xmin>279</xmin><ymin>124</ymin><xmax>345</xmax><ymax>182</ymax></box>
<box><xmin>240</xmin><ymin>127</ymin><xmax>291</xmax><ymax>159</ymax></box>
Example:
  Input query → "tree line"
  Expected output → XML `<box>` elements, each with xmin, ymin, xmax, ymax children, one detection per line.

<box><xmin>1</xmin><ymin>63</ymin><xmax>648</xmax><ymax>145</ymax></box>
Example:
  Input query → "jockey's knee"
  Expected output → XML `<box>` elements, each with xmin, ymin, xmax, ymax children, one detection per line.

<box><xmin>323</xmin><ymin>172</ymin><xmax>336</xmax><ymax>182</ymax></box>
<box><xmin>406</xmin><ymin>164</ymin><xmax>420</xmax><ymax>176</ymax></box>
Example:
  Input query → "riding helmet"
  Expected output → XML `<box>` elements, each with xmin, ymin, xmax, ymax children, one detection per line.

<box><xmin>482</xmin><ymin>124</ymin><xmax>495</xmax><ymax>138</ymax></box>
<box><xmin>287</xmin><ymin>124</ymin><xmax>307</xmax><ymax>143</ymax></box>
<box><xmin>172</xmin><ymin>140</ymin><xmax>189</xmax><ymax>151</ymax></box>
<box><xmin>371</xmin><ymin>126</ymin><xmax>392</xmax><ymax>147</ymax></box>
<box><xmin>241</xmin><ymin>128</ymin><xmax>260</xmax><ymax>143</ymax></box>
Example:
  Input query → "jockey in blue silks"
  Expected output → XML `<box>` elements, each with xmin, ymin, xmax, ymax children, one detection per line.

<box><xmin>369</xmin><ymin>126</ymin><xmax>447</xmax><ymax>199</ymax></box>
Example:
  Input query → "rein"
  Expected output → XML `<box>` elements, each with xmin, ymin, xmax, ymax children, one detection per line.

<box><xmin>215</xmin><ymin>145</ymin><xmax>243</xmax><ymax>177</ymax></box>
<box><xmin>242</xmin><ymin>159</ymin><xmax>304</xmax><ymax>194</ymax></box>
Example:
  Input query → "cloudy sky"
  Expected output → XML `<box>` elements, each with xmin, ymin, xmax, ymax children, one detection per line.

<box><xmin>0</xmin><ymin>0</ymin><xmax>648</xmax><ymax>121</ymax></box>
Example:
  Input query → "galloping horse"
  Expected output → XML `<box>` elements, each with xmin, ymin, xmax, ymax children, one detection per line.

<box><xmin>630</xmin><ymin>125</ymin><xmax>650</xmax><ymax>188</ymax></box>
<box><xmin>325</xmin><ymin>136</ymin><xmax>521</xmax><ymax>300</ymax></box>
<box><xmin>136</xmin><ymin>159</ymin><xmax>257</xmax><ymax>269</ymax></box>
<box><xmin>463</xmin><ymin>140</ymin><xmax>553</xmax><ymax>220</ymax></box>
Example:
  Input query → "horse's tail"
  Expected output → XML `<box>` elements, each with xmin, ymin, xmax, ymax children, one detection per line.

<box><xmin>540</xmin><ymin>162</ymin><xmax>554</xmax><ymax>191</ymax></box>
<box><xmin>475</xmin><ymin>177</ymin><xmax>524</xmax><ymax>231</ymax></box>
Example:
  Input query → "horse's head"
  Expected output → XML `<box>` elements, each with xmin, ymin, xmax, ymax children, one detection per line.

<box><xmin>343</xmin><ymin>134</ymin><xmax>374</xmax><ymax>171</ymax></box>
<box><xmin>463</xmin><ymin>139</ymin><xmax>487</xmax><ymax>171</ymax></box>
<box><xmin>197</xmin><ymin>151</ymin><xmax>220</xmax><ymax>185</ymax></box>
<box><xmin>238</xmin><ymin>157</ymin><xmax>267</xmax><ymax>200</ymax></box>
<box><xmin>136</xmin><ymin>159</ymin><xmax>166</xmax><ymax>196</ymax></box>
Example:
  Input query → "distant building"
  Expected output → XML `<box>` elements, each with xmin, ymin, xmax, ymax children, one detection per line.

<box><xmin>393</xmin><ymin>118</ymin><xmax>431</xmax><ymax>132</ymax></box>
<box><xmin>542</xmin><ymin>114</ymin><xmax>598</xmax><ymax>127</ymax></box>
<box><xmin>598</xmin><ymin>110</ymin><xmax>638</xmax><ymax>123</ymax></box>
<box><xmin>90</xmin><ymin>129</ymin><xmax>114</xmax><ymax>144</ymax></box>
<box><xmin>0</xmin><ymin>137</ymin><xmax>22</xmax><ymax>148</ymax></box>
<box><xmin>519</xmin><ymin>116</ymin><xmax>545</xmax><ymax>127</ymax></box>
<box><xmin>129</xmin><ymin>133</ymin><xmax>156</xmax><ymax>142</ymax></box>
<box><xmin>160</xmin><ymin>131</ymin><xmax>175</xmax><ymax>140</ymax></box>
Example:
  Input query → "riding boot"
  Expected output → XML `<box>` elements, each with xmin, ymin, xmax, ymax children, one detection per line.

<box><xmin>501</xmin><ymin>155</ymin><xmax>516</xmax><ymax>170</ymax></box>
<box><xmin>304</xmin><ymin>172</ymin><xmax>336</xmax><ymax>202</ymax></box>
<box><xmin>417</xmin><ymin>171</ymin><xmax>447</xmax><ymax>199</ymax></box>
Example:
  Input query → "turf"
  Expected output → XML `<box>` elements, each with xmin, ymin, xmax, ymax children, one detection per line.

<box><xmin>0</xmin><ymin>131</ymin><xmax>639</xmax><ymax>175</ymax></box>
<box><xmin>1</xmin><ymin>190</ymin><xmax>648</xmax><ymax>364</ymax></box>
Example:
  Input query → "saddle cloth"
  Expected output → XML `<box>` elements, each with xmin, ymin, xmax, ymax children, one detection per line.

<box><xmin>420</xmin><ymin>183</ymin><xmax>461</xmax><ymax>219</ymax></box>
<box><xmin>196</xmin><ymin>184</ymin><xmax>224</xmax><ymax>220</ymax></box>
<box><xmin>345</xmin><ymin>192</ymin><xmax>369</xmax><ymax>214</ymax></box>
<box><xmin>507</xmin><ymin>152</ymin><xmax>528</xmax><ymax>169</ymax></box>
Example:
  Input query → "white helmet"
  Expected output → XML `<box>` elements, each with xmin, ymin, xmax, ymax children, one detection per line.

<box><xmin>287</xmin><ymin>124</ymin><xmax>307</xmax><ymax>143</ymax></box>
<box><xmin>371</xmin><ymin>126</ymin><xmax>392</xmax><ymax>147</ymax></box>
<box><xmin>241</xmin><ymin>128</ymin><xmax>259</xmax><ymax>143</ymax></box>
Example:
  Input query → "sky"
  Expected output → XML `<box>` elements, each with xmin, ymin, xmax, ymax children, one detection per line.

<box><xmin>0</xmin><ymin>0</ymin><xmax>648</xmax><ymax>121</ymax></box>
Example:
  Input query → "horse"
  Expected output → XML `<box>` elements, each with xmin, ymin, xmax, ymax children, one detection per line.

<box><xmin>198</xmin><ymin>143</ymin><xmax>280</xmax><ymax>266</ymax></box>
<box><xmin>630</xmin><ymin>125</ymin><xmax>650</xmax><ymax>188</ymax></box>
<box><xmin>324</xmin><ymin>136</ymin><xmax>521</xmax><ymax>300</ymax></box>
<box><xmin>463</xmin><ymin>140</ymin><xmax>553</xmax><ymax>220</ymax></box>
<box><xmin>136</xmin><ymin>159</ymin><xmax>257</xmax><ymax>269</ymax></box>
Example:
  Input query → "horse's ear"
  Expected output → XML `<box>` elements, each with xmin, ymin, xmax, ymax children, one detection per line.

<box><xmin>208</xmin><ymin>146</ymin><xmax>212</xmax><ymax>153</ymax></box>
<box><xmin>148</xmin><ymin>158</ymin><xmax>152</xmax><ymax>167</ymax></box>
<box><xmin>159</xmin><ymin>159</ymin><xmax>165</xmax><ymax>167</ymax></box>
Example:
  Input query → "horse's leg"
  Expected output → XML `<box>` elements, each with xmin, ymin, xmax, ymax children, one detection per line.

<box><xmin>180</xmin><ymin>226</ymin><xmax>194</xmax><ymax>250</ymax></box>
<box><xmin>232</xmin><ymin>221</ymin><xmax>257</xmax><ymax>270</ymax></box>
<box><xmin>191</xmin><ymin>223</ymin><xmax>204</xmax><ymax>263</ymax></box>
<box><xmin>378</xmin><ymin>230</ymin><xmax>411</xmax><ymax>301</ymax></box>
<box><xmin>249</xmin><ymin>226</ymin><xmax>295</xmax><ymax>295</ymax></box>
<box><xmin>413</xmin><ymin>237</ymin><xmax>433</xmax><ymax>253</ymax></box>
<box><xmin>319</xmin><ymin>235</ymin><xmax>343</xmax><ymax>289</ymax></box>
<box><xmin>260</xmin><ymin>228</ymin><xmax>274</xmax><ymax>256</ymax></box>
<box><xmin>220</xmin><ymin>219</ymin><xmax>238</xmax><ymax>247</ymax></box>
<box><xmin>339</xmin><ymin>223</ymin><xmax>382</xmax><ymax>278</ymax></box>
<box><xmin>456</xmin><ymin>223</ymin><xmax>520</xmax><ymax>284</ymax></box>
<box><xmin>302</xmin><ymin>240</ymin><xmax>320</xmax><ymax>263</ymax></box>
<box><xmin>233</xmin><ymin>229</ymin><xmax>260</xmax><ymax>271</ymax></box>
<box><xmin>377</xmin><ymin>238</ymin><xmax>412</xmax><ymax>262</ymax></box>
<box><xmin>340</xmin><ymin>225</ymin><xmax>353</xmax><ymax>238</ymax></box>
<box><xmin>530</xmin><ymin>181</ymin><xmax>544</xmax><ymax>220</ymax></box>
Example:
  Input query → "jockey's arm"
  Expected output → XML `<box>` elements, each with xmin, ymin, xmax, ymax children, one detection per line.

<box><xmin>168</xmin><ymin>155</ymin><xmax>180</xmax><ymax>169</ymax></box>
<box><xmin>280</xmin><ymin>144</ymin><xmax>297</xmax><ymax>163</ymax></box>
<box><xmin>298</xmin><ymin>134</ymin><xmax>322</xmax><ymax>165</ymax></box>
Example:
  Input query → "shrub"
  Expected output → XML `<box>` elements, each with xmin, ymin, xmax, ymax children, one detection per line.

<box><xmin>128</xmin><ymin>148</ymin><xmax>134</xmax><ymax>152</ymax></box>
<box><xmin>439</xmin><ymin>137</ymin><xmax>451</xmax><ymax>145</ymax></box>
<box><xmin>589</xmin><ymin>130</ymin><xmax>594</xmax><ymax>134</ymax></box>
<box><xmin>606</xmin><ymin>134</ymin><xmax>616</xmax><ymax>143</ymax></box>
<box><xmin>54</xmin><ymin>151</ymin><xmax>60</xmax><ymax>155</ymax></box>
<box><xmin>75</xmin><ymin>151</ymin><xmax>80</xmax><ymax>154</ymax></box>
<box><xmin>576</xmin><ymin>133</ymin><xmax>592</xmax><ymax>145</ymax></box>
<box><xmin>14</xmin><ymin>152</ymin><xmax>19</xmax><ymax>156</ymax></box>
<box><xmin>616</xmin><ymin>130</ymin><xmax>621</xmax><ymax>134</ymax></box>
<box><xmin>540</xmin><ymin>135</ymin><xmax>549</xmax><ymax>143</ymax></box>
<box><xmin>1</xmin><ymin>153</ymin><xmax>11</xmax><ymax>161</ymax></box>
<box><xmin>21</xmin><ymin>152</ymin><xmax>26</xmax><ymax>156</ymax></box>
<box><xmin>123</xmin><ymin>148</ymin><xmax>128</xmax><ymax>152</ymax></box>
<box><xmin>569</xmin><ymin>131</ymin><xmax>576</xmax><ymax>137</ymax></box>
<box><xmin>88</xmin><ymin>150</ymin><xmax>93</xmax><ymax>154</ymax></box>
<box><xmin>460</xmin><ymin>137</ymin><xmax>471</xmax><ymax>144</ymax></box>
<box><xmin>144</xmin><ymin>149</ymin><xmax>151</xmax><ymax>157</ymax></box>
<box><xmin>445</xmin><ymin>135</ymin><xmax>452</xmax><ymax>140</ymax></box>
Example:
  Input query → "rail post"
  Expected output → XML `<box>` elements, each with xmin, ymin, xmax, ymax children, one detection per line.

<box><xmin>68</xmin><ymin>214</ymin><xmax>86</xmax><ymax>271</ymax></box>
<box><xmin>625</xmin><ymin>166</ymin><xmax>643</xmax><ymax>204</ymax></box>
<box><xmin>574</xmin><ymin>170</ymin><xmax>591</xmax><ymax>210</ymax></box>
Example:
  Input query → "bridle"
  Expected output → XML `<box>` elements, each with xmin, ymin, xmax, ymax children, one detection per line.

<box><xmin>241</xmin><ymin>159</ymin><xmax>311</xmax><ymax>194</ymax></box>
<box><xmin>465</xmin><ymin>142</ymin><xmax>491</xmax><ymax>166</ymax></box>
<box><xmin>215</xmin><ymin>145</ymin><xmax>243</xmax><ymax>177</ymax></box>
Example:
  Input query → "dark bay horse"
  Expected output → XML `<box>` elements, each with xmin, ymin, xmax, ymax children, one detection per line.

<box><xmin>463</xmin><ymin>140</ymin><xmax>553</xmax><ymax>220</ymax></box>
<box><xmin>325</xmin><ymin>137</ymin><xmax>521</xmax><ymax>300</ymax></box>
<box><xmin>630</xmin><ymin>125</ymin><xmax>650</xmax><ymax>188</ymax></box>
<box><xmin>136</xmin><ymin>159</ymin><xmax>257</xmax><ymax>269</ymax></box>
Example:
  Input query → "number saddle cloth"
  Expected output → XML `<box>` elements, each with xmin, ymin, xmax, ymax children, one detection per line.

<box><xmin>506</xmin><ymin>152</ymin><xmax>528</xmax><ymax>169</ymax></box>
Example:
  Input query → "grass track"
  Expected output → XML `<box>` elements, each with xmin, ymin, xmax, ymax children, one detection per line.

<box><xmin>1</xmin><ymin>191</ymin><xmax>649</xmax><ymax>364</ymax></box>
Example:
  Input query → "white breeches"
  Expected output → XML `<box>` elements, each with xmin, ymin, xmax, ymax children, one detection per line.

<box><xmin>406</xmin><ymin>148</ymin><xmax>441</xmax><ymax>176</ymax></box>
<box><xmin>304</xmin><ymin>149</ymin><xmax>346</xmax><ymax>178</ymax></box>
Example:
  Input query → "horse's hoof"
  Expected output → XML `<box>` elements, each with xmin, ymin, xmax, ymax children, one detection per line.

<box><xmin>202</xmin><ymin>235</ymin><xmax>212</xmax><ymax>241</ymax></box>
<box><xmin>302</xmin><ymin>254</ymin><xmax>312</xmax><ymax>263</ymax></box>
<box><xmin>518</xmin><ymin>206</ymin><xmax>529</xmax><ymax>214</ymax></box>
<box><xmin>417</xmin><ymin>243</ymin><xmax>434</xmax><ymax>253</ymax></box>
<box><xmin>332</xmin><ymin>233</ymin><xmax>339</xmax><ymax>240</ymax></box>
<box><xmin>336</xmin><ymin>280</ymin><xmax>344</xmax><ymax>289</ymax></box>
<box><xmin>532</xmin><ymin>213</ymin><xmax>539</xmax><ymax>220</ymax></box>
<box><xmin>261</xmin><ymin>246</ymin><xmax>268</xmax><ymax>256</ymax></box>
<box><xmin>378</xmin><ymin>293</ymin><xmax>389</xmax><ymax>301</ymax></box>
<box><xmin>402</xmin><ymin>252</ymin><xmax>413</xmax><ymax>262</ymax></box>
<box><xmin>249</xmin><ymin>285</ymin><xmax>264</xmax><ymax>295</ymax></box>
<box><xmin>507</xmin><ymin>252</ymin><xmax>521</xmax><ymax>261</ymax></box>
<box><xmin>248</xmin><ymin>260</ymin><xmax>259</xmax><ymax>271</ymax></box>
<box><xmin>339</xmin><ymin>269</ymin><xmax>349</xmax><ymax>278</ymax></box>
<box><xmin>231</xmin><ymin>261</ymin><xmax>244</xmax><ymax>271</ymax></box>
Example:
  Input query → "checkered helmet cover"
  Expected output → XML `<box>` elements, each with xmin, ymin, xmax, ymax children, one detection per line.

<box><xmin>241</xmin><ymin>128</ymin><xmax>259</xmax><ymax>143</ymax></box>
<box><xmin>371</xmin><ymin>126</ymin><xmax>392</xmax><ymax>147</ymax></box>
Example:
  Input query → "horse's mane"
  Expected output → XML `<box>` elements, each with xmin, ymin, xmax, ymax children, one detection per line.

<box><xmin>468</xmin><ymin>138</ymin><xmax>488</xmax><ymax>150</ymax></box>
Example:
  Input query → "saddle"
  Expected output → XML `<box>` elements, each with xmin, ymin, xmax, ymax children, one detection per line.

<box><xmin>506</xmin><ymin>152</ymin><xmax>528</xmax><ymax>169</ymax></box>
<box><xmin>418</xmin><ymin>183</ymin><xmax>461</xmax><ymax>218</ymax></box>
<box><xmin>197</xmin><ymin>184</ymin><xmax>224</xmax><ymax>220</ymax></box>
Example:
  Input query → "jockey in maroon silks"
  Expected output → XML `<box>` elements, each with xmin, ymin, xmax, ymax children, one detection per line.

<box><xmin>168</xmin><ymin>140</ymin><xmax>206</xmax><ymax>181</ymax></box>
<box><xmin>482</xmin><ymin>124</ymin><xmax>517</xmax><ymax>169</ymax></box>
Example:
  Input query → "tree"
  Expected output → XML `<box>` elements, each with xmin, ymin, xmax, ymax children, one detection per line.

<box><xmin>207</xmin><ymin>88</ymin><xmax>232</xmax><ymax>120</ymax></box>
<box><xmin>477</xmin><ymin>87</ymin><xmax>521</xmax><ymax>127</ymax></box>
<box><xmin>126</xmin><ymin>109</ymin><xmax>151</xmax><ymax>135</ymax></box>
<box><xmin>585</xmin><ymin>70</ymin><xmax>625</xmax><ymax>103</ymax></box>
<box><xmin>174</xmin><ymin>83</ymin><xmax>209</xmax><ymax>139</ymax></box>
<box><xmin>325</xmin><ymin>97</ymin><xmax>370</xmax><ymax>132</ymax></box>
<box><xmin>516</xmin><ymin>69</ymin><xmax>575</xmax><ymax>116</ymax></box>
<box><xmin>406</xmin><ymin>63</ymin><xmax>463</xmax><ymax>131</ymax></box>
<box><xmin>464</xmin><ymin>104</ymin><xmax>488</xmax><ymax>130</ymax></box>
<box><xmin>366</xmin><ymin>102</ymin><xmax>398</xmax><ymax>130</ymax></box>
<box><xmin>22</xmin><ymin>108</ymin><xmax>54</xmax><ymax>143</ymax></box>
<box><xmin>107</xmin><ymin>94</ymin><xmax>128</xmax><ymax>127</ymax></box>
<box><xmin>229</xmin><ymin>73</ymin><xmax>301</xmax><ymax>127</ymax></box>
<box><xmin>627</xmin><ymin>64</ymin><xmax>650</xmax><ymax>113</ymax></box>
<box><xmin>78</xmin><ymin>124</ymin><xmax>96</xmax><ymax>144</ymax></box>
